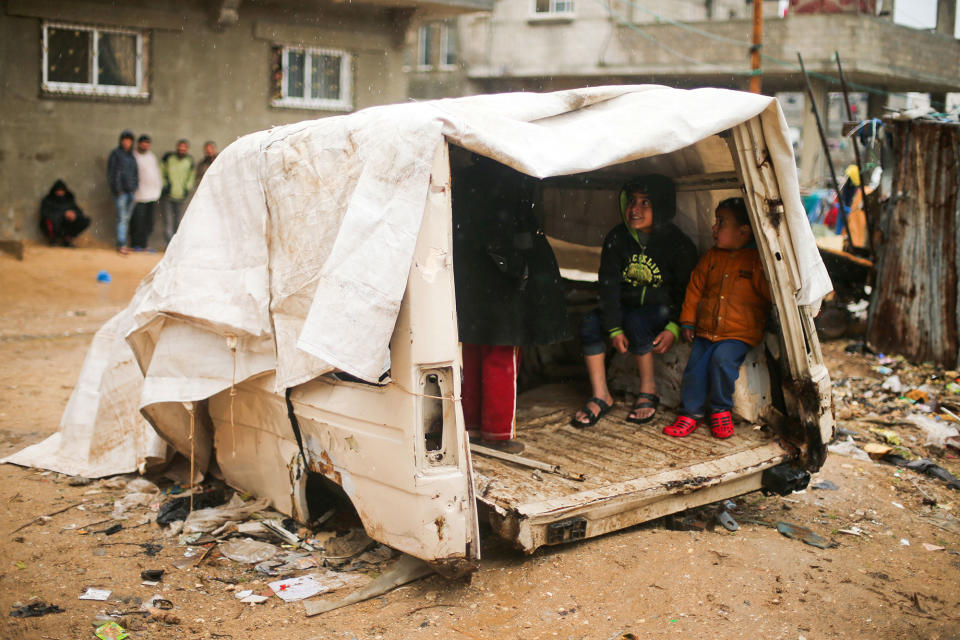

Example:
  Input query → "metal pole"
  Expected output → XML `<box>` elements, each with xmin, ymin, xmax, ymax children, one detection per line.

<box><xmin>834</xmin><ymin>51</ymin><xmax>873</xmax><ymax>256</ymax></box>
<box><xmin>749</xmin><ymin>0</ymin><xmax>763</xmax><ymax>93</ymax></box>
<box><xmin>797</xmin><ymin>52</ymin><xmax>845</xmax><ymax>234</ymax></box>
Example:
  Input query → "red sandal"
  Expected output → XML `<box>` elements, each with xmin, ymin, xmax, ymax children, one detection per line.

<box><xmin>663</xmin><ymin>415</ymin><xmax>699</xmax><ymax>437</ymax></box>
<box><xmin>709</xmin><ymin>411</ymin><xmax>735</xmax><ymax>439</ymax></box>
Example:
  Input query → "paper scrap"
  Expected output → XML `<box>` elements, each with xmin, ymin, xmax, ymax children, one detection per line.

<box><xmin>269</xmin><ymin>574</ymin><xmax>328</xmax><ymax>602</ymax></box>
<box><xmin>79</xmin><ymin>587</ymin><xmax>111</xmax><ymax>601</ymax></box>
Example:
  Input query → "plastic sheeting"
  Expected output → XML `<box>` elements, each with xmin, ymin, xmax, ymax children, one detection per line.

<box><xmin>3</xmin><ymin>85</ymin><xmax>831</xmax><ymax>478</ymax></box>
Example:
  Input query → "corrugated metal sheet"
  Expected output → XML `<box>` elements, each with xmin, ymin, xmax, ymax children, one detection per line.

<box><xmin>867</xmin><ymin>119</ymin><xmax>960</xmax><ymax>367</ymax></box>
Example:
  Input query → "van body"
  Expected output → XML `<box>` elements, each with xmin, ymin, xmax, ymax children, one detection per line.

<box><xmin>201</xmin><ymin>104</ymin><xmax>834</xmax><ymax>575</ymax></box>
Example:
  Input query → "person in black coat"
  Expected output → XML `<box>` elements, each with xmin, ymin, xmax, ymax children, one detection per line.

<box><xmin>572</xmin><ymin>175</ymin><xmax>698</xmax><ymax>428</ymax></box>
<box><xmin>453</xmin><ymin>155</ymin><xmax>569</xmax><ymax>453</ymax></box>
<box><xmin>39</xmin><ymin>179</ymin><xmax>90</xmax><ymax>246</ymax></box>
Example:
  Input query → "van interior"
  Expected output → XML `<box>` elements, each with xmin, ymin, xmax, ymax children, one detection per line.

<box><xmin>446</xmin><ymin>142</ymin><xmax>808</xmax><ymax>551</ymax></box>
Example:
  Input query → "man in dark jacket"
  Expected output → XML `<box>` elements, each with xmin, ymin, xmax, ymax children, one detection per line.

<box><xmin>453</xmin><ymin>155</ymin><xmax>570</xmax><ymax>454</ymax></box>
<box><xmin>39</xmin><ymin>179</ymin><xmax>90</xmax><ymax>246</ymax></box>
<box><xmin>572</xmin><ymin>175</ymin><xmax>698</xmax><ymax>428</ymax></box>
<box><xmin>106</xmin><ymin>130</ymin><xmax>138</xmax><ymax>254</ymax></box>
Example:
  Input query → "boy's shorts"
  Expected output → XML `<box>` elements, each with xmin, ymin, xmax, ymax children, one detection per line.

<box><xmin>580</xmin><ymin>304</ymin><xmax>672</xmax><ymax>356</ymax></box>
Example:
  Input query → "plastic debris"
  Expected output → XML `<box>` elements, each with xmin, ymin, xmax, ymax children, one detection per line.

<box><xmin>891</xmin><ymin>501</ymin><xmax>904</xmax><ymax>509</ymax></box>
<box><xmin>775</xmin><ymin>522</ymin><xmax>838</xmax><ymax>549</ymax></box>
<box><xmin>900</xmin><ymin>538</ymin><xmax>910</xmax><ymax>546</ymax></box>
<box><xmin>78</xmin><ymin>587</ymin><xmax>111</xmax><ymax>601</ymax></box>
<box><xmin>156</xmin><ymin>488</ymin><xmax>227</xmax><ymax>525</ymax></box>
<box><xmin>906</xmin><ymin>414</ymin><xmax>960</xmax><ymax>448</ymax></box>
<box><xmin>96</xmin><ymin>270</ymin><xmax>112</xmax><ymax>284</ymax></box>
<box><xmin>140</xmin><ymin>569</ymin><xmax>164</xmax><ymax>581</ymax></box>
<box><xmin>323</xmin><ymin>528</ymin><xmax>375</xmax><ymax>558</ymax></box>
<box><xmin>922</xmin><ymin>542</ymin><xmax>945</xmax><ymax>551</ymax></box>
<box><xmin>219</xmin><ymin>538</ymin><xmax>279</xmax><ymax>564</ymax></box>
<box><xmin>235</xmin><ymin>590</ymin><xmax>270</xmax><ymax>604</ymax></box>
<box><xmin>881</xmin><ymin>375</ymin><xmax>903</xmax><ymax>393</ymax></box>
<box><xmin>882</xmin><ymin>454</ymin><xmax>960</xmax><ymax>490</ymax></box>
<box><xmin>94</xmin><ymin>621</ymin><xmax>128</xmax><ymax>640</ymax></box>
<box><xmin>181</xmin><ymin>494</ymin><xmax>270</xmax><ymax>534</ymax></box>
<box><xmin>827</xmin><ymin>436</ymin><xmax>872</xmax><ymax>462</ymax></box>
<box><xmin>868</xmin><ymin>427</ymin><xmax>902</xmax><ymax>446</ymax></box>
<box><xmin>810</xmin><ymin>480</ymin><xmax>839</xmax><ymax>491</ymax></box>
<box><xmin>8</xmin><ymin>602</ymin><xmax>64</xmax><ymax>618</ymax></box>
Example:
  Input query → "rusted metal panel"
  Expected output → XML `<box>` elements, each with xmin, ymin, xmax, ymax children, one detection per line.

<box><xmin>868</xmin><ymin>119</ymin><xmax>960</xmax><ymax>367</ymax></box>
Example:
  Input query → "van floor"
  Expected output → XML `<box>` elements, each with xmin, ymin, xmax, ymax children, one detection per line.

<box><xmin>470</xmin><ymin>383</ymin><xmax>784</xmax><ymax>509</ymax></box>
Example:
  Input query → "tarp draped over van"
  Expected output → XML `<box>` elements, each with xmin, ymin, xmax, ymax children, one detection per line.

<box><xmin>4</xmin><ymin>86</ymin><xmax>831</xmax><ymax>478</ymax></box>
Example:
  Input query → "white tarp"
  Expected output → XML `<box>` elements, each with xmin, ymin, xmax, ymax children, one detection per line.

<box><xmin>4</xmin><ymin>86</ymin><xmax>832</xmax><ymax>477</ymax></box>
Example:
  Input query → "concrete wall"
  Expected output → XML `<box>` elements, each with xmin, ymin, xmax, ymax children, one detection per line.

<box><xmin>0</xmin><ymin>0</ymin><xmax>414</xmax><ymax>246</ymax></box>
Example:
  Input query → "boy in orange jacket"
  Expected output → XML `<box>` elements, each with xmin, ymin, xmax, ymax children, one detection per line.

<box><xmin>663</xmin><ymin>197</ymin><xmax>771</xmax><ymax>439</ymax></box>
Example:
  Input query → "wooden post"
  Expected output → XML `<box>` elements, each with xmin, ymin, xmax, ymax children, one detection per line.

<box><xmin>749</xmin><ymin>0</ymin><xmax>763</xmax><ymax>94</ymax></box>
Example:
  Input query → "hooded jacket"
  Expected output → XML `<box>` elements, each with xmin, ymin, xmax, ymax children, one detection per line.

<box><xmin>39</xmin><ymin>179</ymin><xmax>89</xmax><ymax>239</ymax></box>
<box><xmin>107</xmin><ymin>131</ymin><xmax>138</xmax><ymax>195</ymax></box>
<box><xmin>598</xmin><ymin>175</ymin><xmax>698</xmax><ymax>340</ymax></box>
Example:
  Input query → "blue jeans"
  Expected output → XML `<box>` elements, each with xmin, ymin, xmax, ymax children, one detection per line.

<box><xmin>680</xmin><ymin>337</ymin><xmax>751</xmax><ymax>418</ymax></box>
<box><xmin>580</xmin><ymin>305</ymin><xmax>671</xmax><ymax>356</ymax></box>
<box><xmin>114</xmin><ymin>192</ymin><xmax>136</xmax><ymax>248</ymax></box>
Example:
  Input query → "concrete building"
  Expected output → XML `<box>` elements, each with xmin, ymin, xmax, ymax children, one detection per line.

<box><xmin>0</xmin><ymin>0</ymin><xmax>491</xmax><ymax>246</ymax></box>
<box><xmin>407</xmin><ymin>0</ymin><xmax>960</xmax><ymax>186</ymax></box>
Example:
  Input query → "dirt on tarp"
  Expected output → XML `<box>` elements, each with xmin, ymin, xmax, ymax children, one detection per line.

<box><xmin>1</xmin><ymin>247</ymin><xmax>959</xmax><ymax>640</ymax></box>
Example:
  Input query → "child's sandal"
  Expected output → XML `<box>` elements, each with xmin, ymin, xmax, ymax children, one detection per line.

<box><xmin>709</xmin><ymin>411</ymin><xmax>735</xmax><ymax>439</ymax></box>
<box><xmin>663</xmin><ymin>415</ymin><xmax>699</xmax><ymax>437</ymax></box>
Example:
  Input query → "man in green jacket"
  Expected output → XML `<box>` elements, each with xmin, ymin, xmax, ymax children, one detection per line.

<box><xmin>160</xmin><ymin>139</ymin><xmax>196</xmax><ymax>246</ymax></box>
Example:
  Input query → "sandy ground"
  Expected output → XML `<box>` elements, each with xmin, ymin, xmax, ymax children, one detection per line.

<box><xmin>0</xmin><ymin>246</ymin><xmax>958</xmax><ymax>640</ymax></box>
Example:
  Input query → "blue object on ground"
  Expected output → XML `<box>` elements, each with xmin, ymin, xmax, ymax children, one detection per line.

<box><xmin>96</xmin><ymin>270</ymin><xmax>111</xmax><ymax>283</ymax></box>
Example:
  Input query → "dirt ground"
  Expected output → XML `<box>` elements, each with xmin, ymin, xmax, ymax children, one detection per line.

<box><xmin>1</xmin><ymin>246</ymin><xmax>959</xmax><ymax>640</ymax></box>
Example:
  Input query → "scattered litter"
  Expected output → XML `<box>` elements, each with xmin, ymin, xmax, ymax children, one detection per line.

<box><xmin>827</xmin><ymin>437</ymin><xmax>872</xmax><ymax>462</ymax></box>
<box><xmin>156</xmin><ymin>488</ymin><xmax>227</xmax><ymax>525</ymax></box>
<box><xmin>882</xmin><ymin>454</ymin><xmax>960</xmax><ymax>490</ymax></box>
<box><xmin>900</xmin><ymin>538</ymin><xmax>910</xmax><ymax>546</ymax></box>
<box><xmin>235</xmin><ymin>590</ymin><xmax>270</xmax><ymax>604</ymax></box>
<box><xmin>906</xmin><ymin>414</ymin><xmax>960</xmax><ymax>448</ymax></box>
<box><xmin>891</xmin><ymin>502</ymin><xmax>904</xmax><ymax>509</ymax></box>
<box><xmin>811</xmin><ymin>480</ymin><xmax>839</xmax><ymax>491</ymax></box>
<box><xmin>715</xmin><ymin>510</ymin><xmax>739</xmax><ymax>531</ymax></box>
<box><xmin>140</xmin><ymin>569</ymin><xmax>164</xmax><ymax>582</ymax></box>
<box><xmin>304</xmin><ymin>554</ymin><xmax>433</xmax><ymax>617</ymax></box>
<box><xmin>111</xmin><ymin>492</ymin><xmax>157</xmax><ymax>519</ymax></box>
<box><xmin>8</xmin><ymin>602</ymin><xmax>64</xmax><ymax>618</ymax></box>
<box><xmin>868</xmin><ymin>427</ymin><xmax>902</xmax><ymax>446</ymax></box>
<box><xmin>864</xmin><ymin>443</ymin><xmax>893</xmax><ymax>459</ymax></box>
<box><xmin>881</xmin><ymin>375</ymin><xmax>903</xmax><ymax>393</ymax></box>
<box><xmin>219</xmin><ymin>538</ymin><xmax>279</xmax><ymax>564</ymax></box>
<box><xmin>269</xmin><ymin>574</ymin><xmax>328</xmax><ymax>602</ymax></box>
<box><xmin>922</xmin><ymin>510</ymin><xmax>960</xmax><ymax>535</ymax></box>
<box><xmin>94</xmin><ymin>621</ymin><xmax>128</xmax><ymax>640</ymax></box>
<box><xmin>79</xmin><ymin>587</ymin><xmax>111</xmax><ymax>601</ymax></box>
<box><xmin>262</xmin><ymin>518</ymin><xmax>312</xmax><ymax>549</ymax></box>
<box><xmin>356</xmin><ymin>544</ymin><xmax>396</xmax><ymax>565</ymax></box>
<box><xmin>775</xmin><ymin>522</ymin><xmax>838</xmax><ymax>549</ymax></box>
<box><xmin>96</xmin><ymin>270</ymin><xmax>112</xmax><ymax>284</ymax></box>
<box><xmin>181</xmin><ymin>494</ymin><xmax>271</xmax><ymax>534</ymax></box>
<box><xmin>323</xmin><ymin>528</ymin><xmax>375</xmax><ymax>558</ymax></box>
<box><xmin>837</xmin><ymin>527</ymin><xmax>865</xmax><ymax>536</ymax></box>
<box><xmin>922</xmin><ymin>543</ymin><xmax>945</xmax><ymax>551</ymax></box>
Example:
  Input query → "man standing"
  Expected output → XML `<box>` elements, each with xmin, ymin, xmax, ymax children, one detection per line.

<box><xmin>106</xmin><ymin>130</ymin><xmax>138</xmax><ymax>254</ymax></box>
<box><xmin>160</xmin><ymin>138</ymin><xmax>196</xmax><ymax>245</ymax></box>
<box><xmin>195</xmin><ymin>140</ymin><xmax>218</xmax><ymax>184</ymax></box>
<box><xmin>131</xmin><ymin>134</ymin><xmax>162</xmax><ymax>251</ymax></box>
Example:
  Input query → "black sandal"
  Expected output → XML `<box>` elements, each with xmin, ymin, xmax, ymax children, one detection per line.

<box><xmin>626</xmin><ymin>392</ymin><xmax>660</xmax><ymax>425</ymax></box>
<box><xmin>572</xmin><ymin>397</ymin><xmax>612</xmax><ymax>428</ymax></box>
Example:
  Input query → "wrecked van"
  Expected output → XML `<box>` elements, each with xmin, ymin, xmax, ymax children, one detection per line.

<box><xmin>6</xmin><ymin>87</ymin><xmax>834</xmax><ymax>575</ymax></box>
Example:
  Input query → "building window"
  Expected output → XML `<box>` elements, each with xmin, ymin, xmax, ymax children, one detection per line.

<box><xmin>533</xmin><ymin>0</ymin><xmax>574</xmax><ymax>16</ymax></box>
<box><xmin>271</xmin><ymin>45</ymin><xmax>353</xmax><ymax>111</ymax></box>
<box><xmin>41</xmin><ymin>22</ymin><xmax>147</xmax><ymax>98</ymax></box>
<box><xmin>416</xmin><ymin>22</ymin><xmax>458</xmax><ymax>70</ymax></box>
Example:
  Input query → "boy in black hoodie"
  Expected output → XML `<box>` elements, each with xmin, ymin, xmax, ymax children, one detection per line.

<box><xmin>573</xmin><ymin>175</ymin><xmax>698</xmax><ymax>427</ymax></box>
<box><xmin>39</xmin><ymin>179</ymin><xmax>90</xmax><ymax>246</ymax></box>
